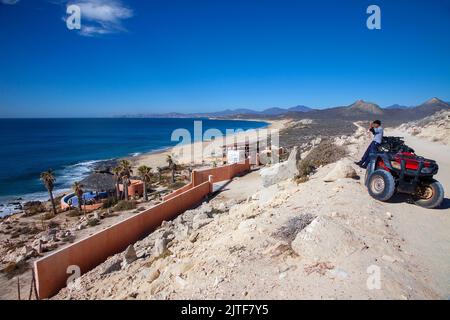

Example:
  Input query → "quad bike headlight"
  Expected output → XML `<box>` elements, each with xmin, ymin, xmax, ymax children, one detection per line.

<box><xmin>421</xmin><ymin>167</ymin><xmax>434</xmax><ymax>174</ymax></box>
<box><xmin>390</xmin><ymin>161</ymin><xmax>401</xmax><ymax>170</ymax></box>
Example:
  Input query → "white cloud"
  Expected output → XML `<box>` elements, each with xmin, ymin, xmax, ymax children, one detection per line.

<box><xmin>67</xmin><ymin>0</ymin><xmax>133</xmax><ymax>36</ymax></box>
<box><xmin>1</xmin><ymin>0</ymin><xmax>20</xmax><ymax>5</ymax></box>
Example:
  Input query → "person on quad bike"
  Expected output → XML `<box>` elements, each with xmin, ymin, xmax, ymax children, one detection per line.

<box><xmin>355</xmin><ymin>120</ymin><xmax>383</xmax><ymax>169</ymax></box>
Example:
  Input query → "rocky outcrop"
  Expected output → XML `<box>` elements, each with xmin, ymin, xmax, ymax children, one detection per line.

<box><xmin>322</xmin><ymin>160</ymin><xmax>358</xmax><ymax>182</ymax></box>
<box><xmin>290</xmin><ymin>216</ymin><xmax>361</xmax><ymax>262</ymax></box>
<box><xmin>260</xmin><ymin>146</ymin><xmax>300</xmax><ymax>187</ymax></box>
<box><xmin>397</xmin><ymin>110</ymin><xmax>450</xmax><ymax>145</ymax></box>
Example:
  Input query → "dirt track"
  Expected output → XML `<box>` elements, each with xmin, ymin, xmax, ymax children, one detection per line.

<box><xmin>384</xmin><ymin>129</ymin><xmax>450</xmax><ymax>298</ymax></box>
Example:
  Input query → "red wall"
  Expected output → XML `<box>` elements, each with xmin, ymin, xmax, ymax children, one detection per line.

<box><xmin>34</xmin><ymin>159</ymin><xmax>251</xmax><ymax>299</ymax></box>
<box><xmin>34</xmin><ymin>181</ymin><xmax>211</xmax><ymax>299</ymax></box>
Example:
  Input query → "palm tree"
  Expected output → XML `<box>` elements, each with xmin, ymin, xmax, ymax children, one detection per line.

<box><xmin>40</xmin><ymin>170</ymin><xmax>57</xmax><ymax>216</ymax></box>
<box><xmin>72</xmin><ymin>181</ymin><xmax>84</xmax><ymax>211</ymax></box>
<box><xmin>166</xmin><ymin>155</ymin><xmax>176</xmax><ymax>183</ymax></box>
<box><xmin>112</xmin><ymin>166</ymin><xmax>122</xmax><ymax>199</ymax></box>
<box><xmin>156</xmin><ymin>167</ymin><xmax>162</xmax><ymax>182</ymax></box>
<box><xmin>119</xmin><ymin>160</ymin><xmax>133</xmax><ymax>201</ymax></box>
<box><xmin>137</xmin><ymin>165</ymin><xmax>152</xmax><ymax>201</ymax></box>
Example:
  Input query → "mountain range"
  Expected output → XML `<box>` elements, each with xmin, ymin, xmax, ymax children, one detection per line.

<box><xmin>119</xmin><ymin>98</ymin><xmax>450</xmax><ymax>122</ymax></box>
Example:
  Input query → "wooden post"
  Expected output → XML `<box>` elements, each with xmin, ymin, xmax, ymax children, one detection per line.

<box><xmin>17</xmin><ymin>277</ymin><xmax>21</xmax><ymax>300</ymax></box>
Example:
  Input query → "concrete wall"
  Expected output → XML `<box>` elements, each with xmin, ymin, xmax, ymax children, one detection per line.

<box><xmin>34</xmin><ymin>181</ymin><xmax>211</xmax><ymax>299</ymax></box>
<box><xmin>162</xmin><ymin>182</ymin><xmax>193</xmax><ymax>201</ymax></box>
<box><xmin>164</xmin><ymin>159</ymin><xmax>250</xmax><ymax>201</ymax></box>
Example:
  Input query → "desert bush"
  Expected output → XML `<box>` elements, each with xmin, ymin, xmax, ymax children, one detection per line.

<box><xmin>273</xmin><ymin>214</ymin><xmax>316</xmax><ymax>242</ymax></box>
<box><xmin>170</xmin><ymin>181</ymin><xmax>187</xmax><ymax>190</ymax></box>
<box><xmin>23</xmin><ymin>201</ymin><xmax>46</xmax><ymax>217</ymax></box>
<box><xmin>41</xmin><ymin>212</ymin><xmax>55</xmax><ymax>220</ymax></box>
<box><xmin>295</xmin><ymin>140</ymin><xmax>347</xmax><ymax>183</ymax></box>
<box><xmin>1</xmin><ymin>260</ymin><xmax>30</xmax><ymax>279</ymax></box>
<box><xmin>112</xmin><ymin>200</ymin><xmax>137</xmax><ymax>212</ymax></box>
<box><xmin>47</xmin><ymin>220</ymin><xmax>60</xmax><ymax>229</ymax></box>
<box><xmin>102</xmin><ymin>197</ymin><xmax>118</xmax><ymax>209</ymax></box>
<box><xmin>66</xmin><ymin>209</ymin><xmax>83</xmax><ymax>217</ymax></box>
<box><xmin>87</xmin><ymin>218</ymin><xmax>100</xmax><ymax>227</ymax></box>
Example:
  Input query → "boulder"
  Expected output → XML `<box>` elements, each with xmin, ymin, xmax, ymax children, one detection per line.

<box><xmin>192</xmin><ymin>213</ymin><xmax>213</xmax><ymax>230</ymax></box>
<box><xmin>123</xmin><ymin>244</ymin><xmax>137</xmax><ymax>264</ymax></box>
<box><xmin>153</xmin><ymin>237</ymin><xmax>167</xmax><ymax>257</ymax></box>
<box><xmin>260</xmin><ymin>147</ymin><xmax>300</xmax><ymax>187</ymax></box>
<box><xmin>102</xmin><ymin>255</ymin><xmax>123</xmax><ymax>275</ymax></box>
<box><xmin>322</xmin><ymin>160</ymin><xmax>358</xmax><ymax>182</ymax></box>
<box><xmin>290</xmin><ymin>216</ymin><xmax>361</xmax><ymax>262</ymax></box>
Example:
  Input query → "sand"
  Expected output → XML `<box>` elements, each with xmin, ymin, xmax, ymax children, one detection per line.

<box><xmin>130</xmin><ymin>119</ymin><xmax>290</xmax><ymax>170</ymax></box>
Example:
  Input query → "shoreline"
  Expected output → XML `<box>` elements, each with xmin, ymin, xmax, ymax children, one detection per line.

<box><xmin>128</xmin><ymin>118</ymin><xmax>289</xmax><ymax>170</ymax></box>
<box><xmin>0</xmin><ymin>118</ymin><xmax>280</xmax><ymax>218</ymax></box>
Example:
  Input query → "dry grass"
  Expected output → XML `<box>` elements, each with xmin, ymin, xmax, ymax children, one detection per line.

<box><xmin>112</xmin><ymin>200</ymin><xmax>137</xmax><ymax>212</ymax></box>
<box><xmin>295</xmin><ymin>140</ymin><xmax>347</xmax><ymax>183</ymax></box>
<box><xmin>273</xmin><ymin>214</ymin><xmax>316</xmax><ymax>243</ymax></box>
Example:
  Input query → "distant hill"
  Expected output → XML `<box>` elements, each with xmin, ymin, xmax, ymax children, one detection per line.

<box><xmin>347</xmin><ymin>100</ymin><xmax>384</xmax><ymax>115</ymax></box>
<box><xmin>118</xmin><ymin>97</ymin><xmax>449</xmax><ymax>124</ymax></box>
<box><xmin>384</xmin><ymin>104</ymin><xmax>410</xmax><ymax>110</ymax></box>
<box><xmin>120</xmin><ymin>105</ymin><xmax>314</xmax><ymax>118</ymax></box>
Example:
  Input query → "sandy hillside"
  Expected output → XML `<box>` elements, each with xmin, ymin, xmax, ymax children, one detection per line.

<box><xmin>397</xmin><ymin>110</ymin><xmax>450</xmax><ymax>145</ymax></box>
<box><xmin>52</xmin><ymin>124</ymin><xmax>450</xmax><ymax>300</ymax></box>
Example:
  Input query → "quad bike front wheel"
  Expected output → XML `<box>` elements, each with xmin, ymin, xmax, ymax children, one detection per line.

<box><xmin>367</xmin><ymin>169</ymin><xmax>396</xmax><ymax>202</ymax></box>
<box><xmin>413</xmin><ymin>180</ymin><xmax>444</xmax><ymax>209</ymax></box>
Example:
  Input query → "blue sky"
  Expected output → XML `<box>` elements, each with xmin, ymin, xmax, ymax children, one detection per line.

<box><xmin>0</xmin><ymin>0</ymin><xmax>449</xmax><ymax>117</ymax></box>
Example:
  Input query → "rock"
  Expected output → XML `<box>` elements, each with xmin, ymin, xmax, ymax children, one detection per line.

<box><xmin>260</xmin><ymin>147</ymin><xmax>300</xmax><ymax>187</ymax></box>
<box><xmin>189</xmin><ymin>232</ymin><xmax>199</xmax><ymax>243</ymax></box>
<box><xmin>93</xmin><ymin>212</ymin><xmax>101</xmax><ymax>220</ymax></box>
<box><xmin>216</xmin><ymin>202</ymin><xmax>226</xmax><ymax>211</ymax></box>
<box><xmin>32</xmin><ymin>239</ymin><xmax>43</xmax><ymax>254</ymax></box>
<box><xmin>153</xmin><ymin>237</ymin><xmax>167</xmax><ymax>257</ymax></box>
<box><xmin>291</xmin><ymin>216</ymin><xmax>361</xmax><ymax>262</ymax></box>
<box><xmin>175</xmin><ymin>275</ymin><xmax>188</xmax><ymax>288</ymax></box>
<box><xmin>19</xmin><ymin>245</ymin><xmax>38</xmax><ymax>259</ymax></box>
<box><xmin>174</xmin><ymin>223</ymin><xmax>190</xmax><ymax>241</ymax></box>
<box><xmin>147</xmin><ymin>269</ymin><xmax>160</xmax><ymax>283</ymax></box>
<box><xmin>263</xmin><ymin>242</ymin><xmax>290</xmax><ymax>257</ymax></box>
<box><xmin>123</xmin><ymin>245</ymin><xmax>137</xmax><ymax>264</ymax></box>
<box><xmin>386</xmin><ymin>212</ymin><xmax>393</xmax><ymax>219</ymax></box>
<box><xmin>199</xmin><ymin>203</ymin><xmax>213</xmax><ymax>214</ymax></box>
<box><xmin>323</xmin><ymin>160</ymin><xmax>358</xmax><ymax>182</ymax></box>
<box><xmin>102</xmin><ymin>256</ymin><xmax>123</xmax><ymax>275</ymax></box>
<box><xmin>192</xmin><ymin>213</ymin><xmax>213</xmax><ymax>230</ymax></box>
<box><xmin>238</xmin><ymin>219</ymin><xmax>257</xmax><ymax>232</ymax></box>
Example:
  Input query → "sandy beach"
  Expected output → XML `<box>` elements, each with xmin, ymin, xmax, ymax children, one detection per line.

<box><xmin>130</xmin><ymin>118</ymin><xmax>290</xmax><ymax>170</ymax></box>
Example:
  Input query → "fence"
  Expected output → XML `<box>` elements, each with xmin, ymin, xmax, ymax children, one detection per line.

<box><xmin>34</xmin><ymin>159</ymin><xmax>250</xmax><ymax>299</ymax></box>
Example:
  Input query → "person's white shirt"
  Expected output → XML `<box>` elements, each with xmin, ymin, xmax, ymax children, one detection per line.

<box><xmin>373</xmin><ymin>127</ymin><xmax>384</xmax><ymax>144</ymax></box>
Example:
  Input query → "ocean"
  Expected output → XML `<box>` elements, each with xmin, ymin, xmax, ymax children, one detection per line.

<box><xmin>0</xmin><ymin>118</ymin><xmax>267</xmax><ymax>216</ymax></box>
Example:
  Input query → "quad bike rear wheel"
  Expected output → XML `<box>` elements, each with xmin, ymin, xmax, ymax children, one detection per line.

<box><xmin>367</xmin><ymin>169</ymin><xmax>396</xmax><ymax>202</ymax></box>
<box><xmin>413</xmin><ymin>180</ymin><xmax>444</xmax><ymax>209</ymax></box>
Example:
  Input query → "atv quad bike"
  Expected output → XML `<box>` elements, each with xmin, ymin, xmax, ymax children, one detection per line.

<box><xmin>364</xmin><ymin>136</ymin><xmax>444</xmax><ymax>209</ymax></box>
